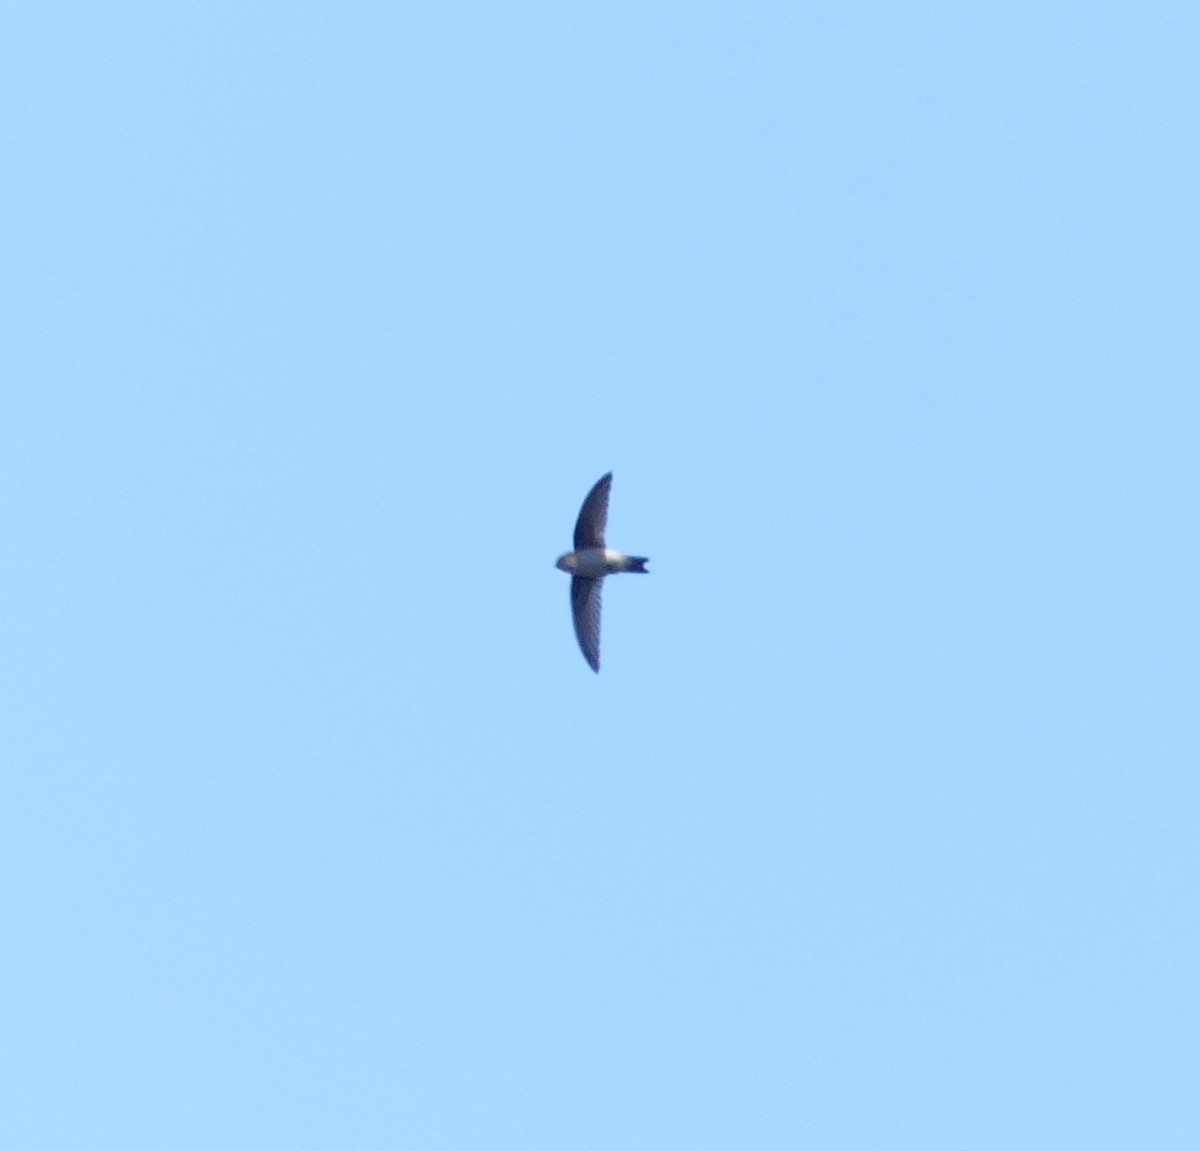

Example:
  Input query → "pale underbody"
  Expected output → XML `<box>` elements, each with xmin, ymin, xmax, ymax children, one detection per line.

<box><xmin>556</xmin><ymin>548</ymin><xmax>639</xmax><ymax>578</ymax></box>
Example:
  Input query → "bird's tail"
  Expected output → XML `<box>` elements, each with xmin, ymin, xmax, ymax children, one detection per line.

<box><xmin>627</xmin><ymin>556</ymin><xmax>650</xmax><ymax>573</ymax></box>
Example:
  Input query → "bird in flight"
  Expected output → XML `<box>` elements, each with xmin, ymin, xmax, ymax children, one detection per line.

<box><xmin>555</xmin><ymin>472</ymin><xmax>649</xmax><ymax>672</ymax></box>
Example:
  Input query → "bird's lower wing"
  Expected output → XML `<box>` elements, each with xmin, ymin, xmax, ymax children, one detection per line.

<box><xmin>570</xmin><ymin>576</ymin><xmax>603</xmax><ymax>672</ymax></box>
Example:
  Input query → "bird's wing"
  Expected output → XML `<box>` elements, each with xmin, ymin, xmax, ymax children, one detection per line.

<box><xmin>570</xmin><ymin>576</ymin><xmax>603</xmax><ymax>672</ymax></box>
<box><xmin>573</xmin><ymin>472</ymin><xmax>612</xmax><ymax>551</ymax></box>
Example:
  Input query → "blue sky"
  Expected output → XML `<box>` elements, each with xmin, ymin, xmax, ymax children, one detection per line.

<box><xmin>3</xmin><ymin>2</ymin><xmax>1197</xmax><ymax>1147</ymax></box>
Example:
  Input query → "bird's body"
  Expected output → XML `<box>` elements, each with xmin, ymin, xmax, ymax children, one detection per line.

<box><xmin>555</xmin><ymin>472</ymin><xmax>648</xmax><ymax>672</ymax></box>
<box><xmin>555</xmin><ymin>547</ymin><xmax>646</xmax><ymax>579</ymax></box>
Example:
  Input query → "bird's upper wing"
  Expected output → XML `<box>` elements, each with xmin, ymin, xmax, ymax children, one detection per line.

<box><xmin>573</xmin><ymin>472</ymin><xmax>612</xmax><ymax>551</ymax></box>
<box><xmin>570</xmin><ymin>576</ymin><xmax>603</xmax><ymax>672</ymax></box>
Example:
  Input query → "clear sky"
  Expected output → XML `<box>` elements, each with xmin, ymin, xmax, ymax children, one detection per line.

<box><xmin>3</xmin><ymin>2</ymin><xmax>1197</xmax><ymax>1147</ymax></box>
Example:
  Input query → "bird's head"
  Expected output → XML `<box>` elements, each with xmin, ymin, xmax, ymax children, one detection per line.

<box><xmin>555</xmin><ymin>553</ymin><xmax>576</xmax><ymax>573</ymax></box>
